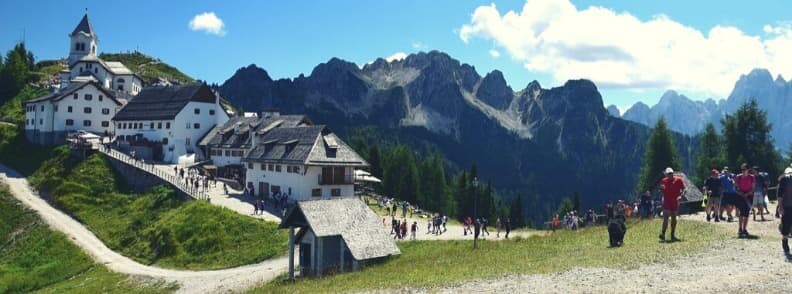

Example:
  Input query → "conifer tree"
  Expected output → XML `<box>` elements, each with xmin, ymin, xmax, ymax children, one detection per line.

<box><xmin>721</xmin><ymin>100</ymin><xmax>782</xmax><ymax>177</ymax></box>
<box><xmin>694</xmin><ymin>123</ymin><xmax>724</xmax><ymax>183</ymax></box>
<box><xmin>638</xmin><ymin>117</ymin><xmax>682</xmax><ymax>191</ymax></box>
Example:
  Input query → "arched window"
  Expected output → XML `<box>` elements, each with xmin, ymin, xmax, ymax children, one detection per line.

<box><xmin>92</xmin><ymin>45</ymin><xmax>95</xmax><ymax>54</ymax></box>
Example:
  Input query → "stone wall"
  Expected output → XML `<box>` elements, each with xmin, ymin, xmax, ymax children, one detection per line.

<box><xmin>102</xmin><ymin>152</ymin><xmax>193</xmax><ymax>200</ymax></box>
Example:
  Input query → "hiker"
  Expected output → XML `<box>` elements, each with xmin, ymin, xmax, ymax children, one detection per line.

<box><xmin>174</xmin><ymin>166</ymin><xmax>178</xmax><ymax>176</ymax></box>
<box><xmin>551</xmin><ymin>214</ymin><xmax>559</xmax><ymax>232</ymax></box>
<box><xmin>223</xmin><ymin>183</ymin><xmax>228</xmax><ymax>195</ymax></box>
<box><xmin>402</xmin><ymin>201</ymin><xmax>409</xmax><ymax>218</ymax></box>
<box><xmin>496</xmin><ymin>218</ymin><xmax>502</xmax><ymax>238</ymax></box>
<box><xmin>776</xmin><ymin>167</ymin><xmax>792</xmax><ymax>254</ymax></box>
<box><xmin>703</xmin><ymin>169</ymin><xmax>723</xmax><ymax>222</ymax></box>
<box><xmin>720</xmin><ymin>167</ymin><xmax>736</xmax><ymax>221</ymax></box>
<box><xmin>442</xmin><ymin>215</ymin><xmax>448</xmax><ymax>232</ymax></box>
<box><xmin>481</xmin><ymin>217</ymin><xmax>490</xmax><ymax>236</ymax></box>
<box><xmin>659</xmin><ymin>167</ymin><xmax>685</xmax><ymax>242</ymax></box>
<box><xmin>733</xmin><ymin>163</ymin><xmax>756</xmax><ymax>238</ymax></box>
<box><xmin>411</xmin><ymin>221</ymin><xmax>417</xmax><ymax>240</ymax></box>
<box><xmin>392</xmin><ymin>202</ymin><xmax>398</xmax><ymax>217</ymax></box>
<box><xmin>253</xmin><ymin>200</ymin><xmax>259</xmax><ymax>215</ymax></box>
<box><xmin>751</xmin><ymin>166</ymin><xmax>769</xmax><ymax>221</ymax></box>
<box><xmin>391</xmin><ymin>217</ymin><xmax>398</xmax><ymax>235</ymax></box>
<box><xmin>504</xmin><ymin>218</ymin><xmax>511</xmax><ymax>239</ymax></box>
<box><xmin>400</xmin><ymin>220</ymin><xmax>408</xmax><ymax>240</ymax></box>
<box><xmin>640</xmin><ymin>191</ymin><xmax>653</xmax><ymax>219</ymax></box>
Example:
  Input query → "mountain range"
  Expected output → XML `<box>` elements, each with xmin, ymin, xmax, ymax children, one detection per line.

<box><xmin>615</xmin><ymin>69</ymin><xmax>792</xmax><ymax>150</ymax></box>
<box><xmin>216</xmin><ymin>51</ymin><xmax>695</xmax><ymax>221</ymax></box>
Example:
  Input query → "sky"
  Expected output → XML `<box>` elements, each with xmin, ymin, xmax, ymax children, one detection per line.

<box><xmin>2</xmin><ymin>0</ymin><xmax>792</xmax><ymax>113</ymax></box>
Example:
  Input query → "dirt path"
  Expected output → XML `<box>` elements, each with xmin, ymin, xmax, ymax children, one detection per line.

<box><xmin>0</xmin><ymin>164</ymin><xmax>289</xmax><ymax>294</ymax></box>
<box><xmin>402</xmin><ymin>207</ymin><xmax>792</xmax><ymax>293</ymax></box>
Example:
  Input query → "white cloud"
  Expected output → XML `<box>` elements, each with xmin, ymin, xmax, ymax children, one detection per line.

<box><xmin>489</xmin><ymin>49</ymin><xmax>501</xmax><ymax>58</ymax></box>
<box><xmin>459</xmin><ymin>0</ymin><xmax>792</xmax><ymax>96</ymax></box>
<box><xmin>412</xmin><ymin>42</ymin><xmax>428</xmax><ymax>50</ymax></box>
<box><xmin>189</xmin><ymin>12</ymin><xmax>226</xmax><ymax>36</ymax></box>
<box><xmin>386</xmin><ymin>52</ymin><xmax>408</xmax><ymax>62</ymax></box>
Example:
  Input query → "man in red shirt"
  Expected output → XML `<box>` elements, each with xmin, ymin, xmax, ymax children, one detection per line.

<box><xmin>659</xmin><ymin>167</ymin><xmax>685</xmax><ymax>242</ymax></box>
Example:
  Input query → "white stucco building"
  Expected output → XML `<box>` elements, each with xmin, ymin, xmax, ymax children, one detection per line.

<box><xmin>24</xmin><ymin>13</ymin><xmax>142</xmax><ymax>144</ymax></box>
<box><xmin>200</xmin><ymin>114</ymin><xmax>368</xmax><ymax>202</ymax></box>
<box><xmin>112</xmin><ymin>83</ymin><xmax>230</xmax><ymax>163</ymax></box>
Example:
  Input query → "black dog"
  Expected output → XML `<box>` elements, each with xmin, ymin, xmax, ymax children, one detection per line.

<box><xmin>608</xmin><ymin>217</ymin><xmax>626</xmax><ymax>247</ymax></box>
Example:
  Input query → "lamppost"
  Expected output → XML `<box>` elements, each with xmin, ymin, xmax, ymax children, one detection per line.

<box><xmin>472</xmin><ymin>176</ymin><xmax>479</xmax><ymax>249</ymax></box>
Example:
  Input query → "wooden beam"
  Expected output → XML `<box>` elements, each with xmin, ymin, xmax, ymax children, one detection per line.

<box><xmin>288</xmin><ymin>226</ymin><xmax>295</xmax><ymax>280</ymax></box>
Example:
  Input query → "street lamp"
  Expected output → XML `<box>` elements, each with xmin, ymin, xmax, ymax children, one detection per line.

<box><xmin>472</xmin><ymin>176</ymin><xmax>479</xmax><ymax>249</ymax></box>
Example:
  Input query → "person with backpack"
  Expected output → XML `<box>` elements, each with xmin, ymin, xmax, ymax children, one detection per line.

<box><xmin>733</xmin><ymin>163</ymin><xmax>756</xmax><ymax>238</ymax></box>
<box><xmin>659</xmin><ymin>167</ymin><xmax>685</xmax><ymax>242</ymax></box>
<box><xmin>720</xmin><ymin>167</ymin><xmax>738</xmax><ymax>222</ymax></box>
<box><xmin>751</xmin><ymin>166</ymin><xmax>769</xmax><ymax>221</ymax></box>
<box><xmin>703</xmin><ymin>169</ymin><xmax>723</xmax><ymax>222</ymax></box>
<box><xmin>776</xmin><ymin>167</ymin><xmax>792</xmax><ymax>254</ymax></box>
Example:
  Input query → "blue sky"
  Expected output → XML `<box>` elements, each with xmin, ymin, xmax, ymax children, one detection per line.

<box><xmin>2</xmin><ymin>0</ymin><xmax>791</xmax><ymax>112</ymax></box>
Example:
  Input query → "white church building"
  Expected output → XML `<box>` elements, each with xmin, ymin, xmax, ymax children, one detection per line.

<box><xmin>24</xmin><ymin>13</ymin><xmax>143</xmax><ymax>144</ymax></box>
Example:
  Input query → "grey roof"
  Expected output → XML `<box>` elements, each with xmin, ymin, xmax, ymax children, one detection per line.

<box><xmin>306</xmin><ymin>132</ymin><xmax>369</xmax><ymax>166</ymax></box>
<box><xmin>242</xmin><ymin>124</ymin><xmax>368</xmax><ymax>167</ymax></box>
<box><xmin>71</xmin><ymin>14</ymin><xmax>95</xmax><ymax>37</ymax></box>
<box><xmin>23</xmin><ymin>80</ymin><xmax>123</xmax><ymax>106</ymax></box>
<box><xmin>200</xmin><ymin>115</ymin><xmax>311</xmax><ymax>148</ymax></box>
<box><xmin>281</xmin><ymin>198</ymin><xmax>401</xmax><ymax>260</ymax></box>
<box><xmin>113</xmin><ymin>83</ymin><xmax>213</xmax><ymax>121</ymax></box>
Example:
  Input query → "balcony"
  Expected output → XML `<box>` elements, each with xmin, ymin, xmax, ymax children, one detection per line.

<box><xmin>317</xmin><ymin>174</ymin><xmax>353</xmax><ymax>185</ymax></box>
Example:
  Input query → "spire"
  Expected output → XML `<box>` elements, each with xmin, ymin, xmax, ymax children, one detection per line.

<box><xmin>70</xmin><ymin>12</ymin><xmax>95</xmax><ymax>37</ymax></box>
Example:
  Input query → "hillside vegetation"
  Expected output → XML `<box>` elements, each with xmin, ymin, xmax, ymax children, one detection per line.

<box><xmin>28</xmin><ymin>151</ymin><xmax>287</xmax><ymax>270</ymax></box>
<box><xmin>0</xmin><ymin>184</ymin><xmax>172</xmax><ymax>293</ymax></box>
<box><xmin>255</xmin><ymin>220</ymin><xmax>728</xmax><ymax>293</ymax></box>
<box><xmin>100</xmin><ymin>52</ymin><xmax>194</xmax><ymax>84</ymax></box>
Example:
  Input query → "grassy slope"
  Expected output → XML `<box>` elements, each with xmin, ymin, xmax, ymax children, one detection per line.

<box><xmin>254</xmin><ymin>219</ymin><xmax>729</xmax><ymax>293</ymax></box>
<box><xmin>99</xmin><ymin>52</ymin><xmax>194</xmax><ymax>85</ymax></box>
<box><xmin>0</xmin><ymin>87</ymin><xmax>49</xmax><ymax>123</ymax></box>
<box><xmin>29</xmin><ymin>152</ymin><xmax>288</xmax><ymax>270</ymax></box>
<box><xmin>0</xmin><ymin>185</ymin><xmax>171</xmax><ymax>293</ymax></box>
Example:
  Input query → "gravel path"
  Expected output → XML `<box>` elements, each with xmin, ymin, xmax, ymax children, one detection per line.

<box><xmin>403</xmin><ymin>207</ymin><xmax>792</xmax><ymax>293</ymax></box>
<box><xmin>1</xmin><ymin>164</ymin><xmax>289</xmax><ymax>294</ymax></box>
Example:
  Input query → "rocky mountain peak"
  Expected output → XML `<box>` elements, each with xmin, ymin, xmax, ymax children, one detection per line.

<box><xmin>229</xmin><ymin>64</ymin><xmax>273</xmax><ymax>82</ymax></box>
<box><xmin>310</xmin><ymin>57</ymin><xmax>361</xmax><ymax>79</ymax></box>
<box><xmin>476</xmin><ymin>70</ymin><xmax>513</xmax><ymax>109</ymax></box>
<box><xmin>606</xmin><ymin>105</ymin><xmax>621</xmax><ymax>117</ymax></box>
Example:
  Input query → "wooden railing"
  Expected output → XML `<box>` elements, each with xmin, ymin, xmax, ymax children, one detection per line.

<box><xmin>94</xmin><ymin>144</ymin><xmax>210</xmax><ymax>200</ymax></box>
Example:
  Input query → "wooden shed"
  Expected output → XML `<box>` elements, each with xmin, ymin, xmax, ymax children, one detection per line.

<box><xmin>280</xmin><ymin>198</ymin><xmax>400</xmax><ymax>278</ymax></box>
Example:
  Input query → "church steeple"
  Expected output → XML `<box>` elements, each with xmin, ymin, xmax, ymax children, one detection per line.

<box><xmin>70</xmin><ymin>12</ymin><xmax>96</xmax><ymax>38</ymax></box>
<box><xmin>68</xmin><ymin>11</ymin><xmax>98</xmax><ymax>65</ymax></box>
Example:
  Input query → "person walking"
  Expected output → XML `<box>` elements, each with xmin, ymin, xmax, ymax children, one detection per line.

<box><xmin>253</xmin><ymin>199</ymin><xmax>259</xmax><ymax>215</ymax></box>
<box><xmin>474</xmin><ymin>218</ymin><xmax>481</xmax><ymax>241</ymax></box>
<box><xmin>776</xmin><ymin>167</ymin><xmax>792</xmax><ymax>254</ymax></box>
<box><xmin>659</xmin><ymin>167</ymin><xmax>685</xmax><ymax>242</ymax></box>
<box><xmin>752</xmin><ymin>166</ymin><xmax>769</xmax><ymax>222</ymax></box>
<box><xmin>720</xmin><ymin>167</ymin><xmax>737</xmax><ymax>222</ymax></box>
<box><xmin>496</xmin><ymin>218</ymin><xmax>502</xmax><ymax>238</ymax></box>
<box><xmin>703</xmin><ymin>169</ymin><xmax>723</xmax><ymax>222</ymax></box>
<box><xmin>411</xmin><ymin>221</ymin><xmax>417</xmax><ymax>240</ymax></box>
<box><xmin>551</xmin><ymin>214</ymin><xmax>559</xmax><ymax>232</ymax></box>
<box><xmin>481</xmin><ymin>217</ymin><xmax>490</xmax><ymax>236</ymax></box>
<box><xmin>504</xmin><ymin>218</ymin><xmax>511</xmax><ymax>239</ymax></box>
<box><xmin>733</xmin><ymin>163</ymin><xmax>756</xmax><ymax>238</ymax></box>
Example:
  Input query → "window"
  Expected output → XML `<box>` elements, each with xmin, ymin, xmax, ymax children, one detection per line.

<box><xmin>194</xmin><ymin>108</ymin><xmax>200</xmax><ymax>114</ymax></box>
<box><xmin>85</xmin><ymin>94</ymin><xmax>92</xmax><ymax>101</ymax></box>
<box><xmin>54</xmin><ymin>106</ymin><xmax>58</xmax><ymax>112</ymax></box>
<box><xmin>162</xmin><ymin>138</ymin><xmax>168</xmax><ymax>145</ymax></box>
<box><xmin>98</xmin><ymin>95</ymin><xmax>103</xmax><ymax>101</ymax></box>
<box><xmin>247</xmin><ymin>163</ymin><xmax>253</xmax><ymax>169</ymax></box>
<box><xmin>117</xmin><ymin>85</ymin><xmax>124</xmax><ymax>91</ymax></box>
<box><xmin>157</xmin><ymin>122</ymin><xmax>162</xmax><ymax>129</ymax></box>
<box><xmin>150</xmin><ymin>122</ymin><xmax>154</xmax><ymax>129</ymax></box>
<box><xmin>68</xmin><ymin>106</ymin><xmax>73</xmax><ymax>113</ymax></box>
<box><xmin>117</xmin><ymin>78</ymin><xmax>125</xmax><ymax>84</ymax></box>
<box><xmin>312</xmin><ymin>189</ymin><xmax>322</xmax><ymax>197</ymax></box>
<box><xmin>209</xmin><ymin>109</ymin><xmax>215</xmax><ymax>115</ymax></box>
<box><xmin>40</xmin><ymin>105</ymin><xmax>44</xmax><ymax>111</ymax></box>
<box><xmin>260</xmin><ymin>164</ymin><xmax>265</xmax><ymax>170</ymax></box>
<box><xmin>101</xmin><ymin>121</ymin><xmax>109</xmax><ymax>127</ymax></box>
<box><xmin>193</xmin><ymin>123</ymin><xmax>200</xmax><ymax>129</ymax></box>
<box><xmin>73</xmin><ymin>93</ymin><xmax>78</xmax><ymax>99</ymax></box>
<box><xmin>83</xmin><ymin>107</ymin><xmax>92</xmax><ymax>113</ymax></box>
<box><xmin>294</xmin><ymin>166</ymin><xmax>300</xmax><ymax>174</ymax></box>
<box><xmin>94</xmin><ymin>68</ymin><xmax>97</xmax><ymax>74</ymax></box>
<box><xmin>225</xmin><ymin>150</ymin><xmax>230</xmax><ymax>156</ymax></box>
<box><xmin>83</xmin><ymin>120</ymin><xmax>91</xmax><ymax>127</ymax></box>
<box><xmin>102</xmin><ymin>108</ymin><xmax>110</xmax><ymax>115</ymax></box>
<box><xmin>65</xmin><ymin>119</ymin><xmax>74</xmax><ymax>126</ymax></box>
<box><xmin>331</xmin><ymin>189</ymin><xmax>341</xmax><ymax>197</ymax></box>
<box><xmin>39</xmin><ymin>119</ymin><xmax>43</xmax><ymax>125</ymax></box>
<box><xmin>165</xmin><ymin>122</ymin><xmax>170</xmax><ymax>129</ymax></box>
<box><xmin>287</xmin><ymin>166</ymin><xmax>293</xmax><ymax>173</ymax></box>
<box><xmin>275</xmin><ymin>165</ymin><xmax>282</xmax><ymax>172</ymax></box>
<box><xmin>268</xmin><ymin>164</ymin><xmax>273</xmax><ymax>171</ymax></box>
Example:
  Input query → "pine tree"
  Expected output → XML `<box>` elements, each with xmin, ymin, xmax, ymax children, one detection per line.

<box><xmin>694</xmin><ymin>123</ymin><xmax>724</xmax><ymax>183</ymax></box>
<box><xmin>367</xmin><ymin>145</ymin><xmax>382</xmax><ymax>192</ymax></box>
<box><xmin>572</xmin><ymin>192</ymin><xmax>580</xmax><ymax>212</ymax></box>
<box><xmin>510</xmin><ymin>193</ymin><xmax>525</xmax><ymax>227</ymax></box>
<box><xmin>721</xmin><ymin>100</ymin><xmax>782</xmax><ymax>177</ymax></box>
<box><xmin>382</xmin><ymin>145</ymin><xmax>419</xmax><ymax>203</ymax></box>
<box><xmin>638</xmin><ymin>117</ymin><xmax>682</xmax><ymax>191</ymax></box>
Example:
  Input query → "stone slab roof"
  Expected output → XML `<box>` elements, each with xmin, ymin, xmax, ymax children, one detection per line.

<box><xmin>281</xmin><ymin>198</ymin><xmax>401</xmax><ymax>261</ymax></box>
